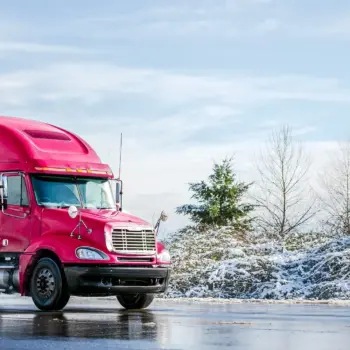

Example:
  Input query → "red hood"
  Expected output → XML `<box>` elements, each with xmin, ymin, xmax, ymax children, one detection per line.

<box><xmin>78</xmin><ymin>209</ymin><xmax>152</xmax><ymax>227</ymax></box>
<box><xmin>39</xmin><ymin>207</ymin><xmax>155</xmax><ymax>253</ymax></box>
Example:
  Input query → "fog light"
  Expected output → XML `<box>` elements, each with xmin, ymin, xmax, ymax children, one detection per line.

<box><xmin>157</xmin><ymin>249</ymin><xmax>171</xmax><ymax>263</ymax></box>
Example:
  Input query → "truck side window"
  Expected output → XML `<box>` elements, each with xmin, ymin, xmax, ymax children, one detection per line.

<box><xmin>7</xmin><ymin>176</ymin><xmax>29</xmax><ymax>206</ymax></box>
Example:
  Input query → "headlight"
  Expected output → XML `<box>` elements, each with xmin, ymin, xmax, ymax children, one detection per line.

<box><xmin>76</xmin><ymin>247</ymin><xmax>109</xmax><ymax>260</ymax></box>
<box><xmin>157</xmin><ymin>249</ymin><xmax>171</xmax><ymax>263</ymax></box>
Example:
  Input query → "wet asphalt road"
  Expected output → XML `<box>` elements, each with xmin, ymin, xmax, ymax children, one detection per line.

<box><xmin>1</xmin><ymin>296</ymin><xmax>350</xmax><ymax>349</ymax></box>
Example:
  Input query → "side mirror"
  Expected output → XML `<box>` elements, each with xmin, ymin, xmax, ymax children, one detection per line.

<box><xmin>160</xmin><ymin>210</ymin><xmax>168</xmax><ymax>222</ymax></box>
<box><xmin>0</xmin><ymin>175</ymin><xmax>8</xmax><ymax>210</ymax></box>
<box><xmin>155</xmin><ymin>210</ymin><xmax>169</xmax><ymax>234</ymax></box>
<box><xmin>115</xmin><ymin>181</ymin><xmax>121</xmax><ymax>204</ymax></box>
<box><xmin>111</xmin><ymin>178</ymin><xmax>123</xmax><ymax>211</ymax></box>
<box><xmin>68</xmin><ymin>205</ymin><xmax>78</xmax><ymax>219</ymax></box>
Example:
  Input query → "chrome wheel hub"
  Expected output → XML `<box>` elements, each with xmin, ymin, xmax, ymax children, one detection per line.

<box><xmin>36</xmin><ymin>268</ymin><xmax>55</xmax><ymax>298</ymax></box>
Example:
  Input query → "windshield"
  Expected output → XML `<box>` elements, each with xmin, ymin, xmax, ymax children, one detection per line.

<box><xmin>31</xmin><ymin>175</ymin><xmax>116</xmax><ymax>209</ymax></box>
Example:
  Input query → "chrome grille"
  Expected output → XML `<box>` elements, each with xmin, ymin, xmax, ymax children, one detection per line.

<box><xmin>111</xmin><ymin>227</ymin><xmax>156</xmax><ymax>254</ymax></box>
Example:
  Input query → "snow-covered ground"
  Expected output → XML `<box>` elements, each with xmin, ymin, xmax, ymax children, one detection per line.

<box><xmin>162</xmin><ymin>226</ymin><xmax>350</xmax><ymax>300</ymax></box>
<box><xmin>2</xmin><ymin>294</ymin><xmax>350</xmax><ymax>307</ymax></box>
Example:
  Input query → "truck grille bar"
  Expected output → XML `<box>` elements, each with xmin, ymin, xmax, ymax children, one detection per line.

<box><xmin>111</xmin><ymin>227</ymin><xmax>156</xmax><ymax>254</ymax></box>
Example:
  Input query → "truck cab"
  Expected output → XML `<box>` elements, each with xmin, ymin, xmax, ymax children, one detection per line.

<box><xmin>0</xmin><ymin>116</ymin><xmax>170</xmax><ymax>311</ymax></box>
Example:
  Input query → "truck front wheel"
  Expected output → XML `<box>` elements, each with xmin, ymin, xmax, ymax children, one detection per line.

<box><xmin>117</xmin><ymin>293</ymin><xmax>154</xmax><ymax>309</ymax></box>
<box><xmin>30</xmin><ymin>257</ymin><xmax>70</xmax><ymax>311</ymax></box>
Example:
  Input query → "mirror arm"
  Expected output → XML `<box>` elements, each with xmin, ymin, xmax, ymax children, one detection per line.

<box><xmin>68</xmin><ymin>205</ymin><xmax>92</xmax><ymax>239</ymax></box>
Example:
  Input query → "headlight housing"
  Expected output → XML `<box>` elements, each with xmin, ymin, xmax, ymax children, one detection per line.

<box><xmin>105</xmin><ymin>234</ymin><xmax>114</xmax><ymax>252</ymax></box>
<box><xmin>157</xmin><ymin>249</ymin><xmax>171</xmax><ymax>264</ymax></box>
<box><xmin>76</xmin><ymin>247</ymin><xmax>109</xmax><ymax>260</ymax></box>
<box><xmin>104</xmin><ymin>224</ymin><xmax>114</xmax><ymax>252</ymax></box>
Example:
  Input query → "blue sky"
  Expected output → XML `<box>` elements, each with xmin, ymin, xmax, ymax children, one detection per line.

<box><xmin>0</xmin><ymin>0</ymin><xmax>349</xmax><ymax>233</ymax></box>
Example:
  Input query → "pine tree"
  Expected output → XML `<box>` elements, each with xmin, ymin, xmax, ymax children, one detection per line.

<box><xmin>176</xmin><ymin>158</ymin><xmax>254</xmax><ymax>232</ymax></box>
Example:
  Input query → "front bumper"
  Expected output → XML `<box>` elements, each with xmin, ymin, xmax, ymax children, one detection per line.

<box><xmin>63</xmin><ymin>265</ymin><xmax>170</xmax><ymax>296</ymax></box>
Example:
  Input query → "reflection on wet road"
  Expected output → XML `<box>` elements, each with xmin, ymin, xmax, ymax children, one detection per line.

<box><xmin>1</xmin><ymin>296</ymin><xmax>350</xmax><ymax>349</ymax></box>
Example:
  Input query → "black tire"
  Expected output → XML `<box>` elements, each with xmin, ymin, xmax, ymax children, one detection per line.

<box><xmin>117</xmin><ymin>293</ymin><xmax>154</xmax><ymax>310</ymax></box>
<box><xmin>30</xmin><ymin>257</ymin><xmax>70</xmax><ymax>311</ymax></box>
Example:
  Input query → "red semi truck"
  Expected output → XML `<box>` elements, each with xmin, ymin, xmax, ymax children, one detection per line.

<box><xmin>0</xmin><ymin>116</ymin><xmax>171</xmax><ymax>311</ymax></box>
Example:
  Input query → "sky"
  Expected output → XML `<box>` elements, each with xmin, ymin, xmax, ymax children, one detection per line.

<box><xmin>0</xmin><ymin>0</ymin><xmax>350</xmax><ymax>235</ymax></box>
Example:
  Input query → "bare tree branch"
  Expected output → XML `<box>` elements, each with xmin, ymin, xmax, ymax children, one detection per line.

<box><xmin>252</xmin><ymin>124</ymin><xmax>318</xmax><ymax>241</ymax></box>
<box><xmin>318</xmin><ymin>140</ymin><xmax>350</xmax><ymax>236</ymax></box>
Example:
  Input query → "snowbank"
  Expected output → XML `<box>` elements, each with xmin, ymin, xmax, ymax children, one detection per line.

<box><xmin>161</xmin><ymin>226</ymin><xmax>350</xmax><ymax>300</ymax></box>
<box><xmin>2</xmin><ymin>227</ymin><xmax>350</xmax><ymax>302</ymax></box>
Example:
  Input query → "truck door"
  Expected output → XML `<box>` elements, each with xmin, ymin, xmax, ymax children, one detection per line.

<box><xmin>0</xmin><ymin>172</ymin><xmax>32</xmax><ymax>253</ymax></box>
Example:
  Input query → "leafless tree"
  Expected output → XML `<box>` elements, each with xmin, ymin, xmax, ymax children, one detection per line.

<box><xmin>318</xmin><ymin>141</ymin><xmax>350</xmax><ymax>236</ymax></box>
<box><xmin>252</xmin><ymin>124</ymin><xmax>318</xmax><ymax>241</ymax></box>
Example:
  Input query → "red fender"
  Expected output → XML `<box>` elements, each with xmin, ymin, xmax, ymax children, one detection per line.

<box><xmin>19</xmin><ymin>235</ymin><xmax>111</xmax><ymax>295</ymax></box>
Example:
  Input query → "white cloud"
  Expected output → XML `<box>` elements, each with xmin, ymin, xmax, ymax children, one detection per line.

<box><xmin>105</xmin><ymin>2</ymin><xmax>349</xmax><ymax>41</ymax></box>
<box><xmin>73</xmin><ymin>1</ymin><xmax>279</xmax><ymax>40</ymax></box>
<box><xmin>0</xmin><ymin>19</ymin><xmax>29</xmax><ymax>41</ymax></box>
<box><xmin>305</xmin><ymin>15</ymin><xmax>350</xmax><ymax>39</ymax></box>
<box><xmin>0</xmin><ymin>63</ymin><xmax>349</xmax><ymax>109</ymax></box>
<box><xmin>0</xmin><ymin>62</ymin><xmax>342</xmax><ymax>161</ymax></box>
<box><xmin>0</xmin><ymin>61</ymin><xmax>346</xmax><ymax>233</ymax></box>
<box><xmin>0</xmin><ymin>15</ymin><xmax>95</xmax><ymax>55</ymax></box>
<box><xmin>0</xmin><ymin>42</ymin><xmax>89</xmax><ymax>54</ymax></box>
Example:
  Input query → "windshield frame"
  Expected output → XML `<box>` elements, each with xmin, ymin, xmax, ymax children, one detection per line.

<box><xmin>30</xmin><ymin>174</ymin><xmax>116</xmax><ymax>210</ymax></box>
